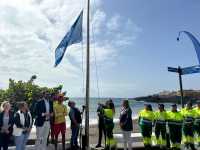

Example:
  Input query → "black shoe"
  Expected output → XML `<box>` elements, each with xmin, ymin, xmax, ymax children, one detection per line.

<box><xmin>95</xmin><ymin>144</ymin><xmax>102</xmax><ymax>148</ymax></box>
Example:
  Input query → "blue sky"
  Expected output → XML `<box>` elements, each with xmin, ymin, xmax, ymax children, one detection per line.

<box><xmin>0</xmin><ymin>0</ymin><xmax>200</xmax><ymax>98</ymax></box>
<box><xmin>98</xmin><ymin>0</ymin><xmax>200</xmax><ymax>97</ymax></box>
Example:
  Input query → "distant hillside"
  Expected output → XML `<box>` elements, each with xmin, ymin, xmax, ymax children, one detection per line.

<box><xmin>134</xmin><ymin>90</ymin><xmax>200</xmax><ymax>104</ymax></box>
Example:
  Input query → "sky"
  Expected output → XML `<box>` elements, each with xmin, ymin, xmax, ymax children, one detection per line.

<box><xmin>0</xmin><ymin>0</ymin><xmax>200</xmax><ymax>98</ymax></box>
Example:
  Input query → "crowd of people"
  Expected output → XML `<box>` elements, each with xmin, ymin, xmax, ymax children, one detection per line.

<box><xmin>0</xmin><ymin>91</ymin><xmax>82</xmax><ymax>150</ymax></box>
<box><xmin>95</xmin><ymin>100</ymin><xmax>200</xmax><ymax>150</ymax></box>
<box><xmin>1</xmin><ymin>93</ymin><xmax>200</xmax><ymax>150</ymax></box>
<box><xmin>138</xmin><ymin>101</ymin><xmax>200</xmax><ymax>150</ymax></box>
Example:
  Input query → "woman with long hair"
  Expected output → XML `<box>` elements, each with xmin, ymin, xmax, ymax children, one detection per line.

<box><xmin>0</xmin><ymin>101</ymin><xmax>14</xmax><ymax>150</ymax></box>
<box><xmin>119</xmin><ymin>100</ymin><xmax>133</xmax><ymax>150</ymax></box>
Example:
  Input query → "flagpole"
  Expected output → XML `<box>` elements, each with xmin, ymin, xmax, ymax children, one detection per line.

<box><xmin>85</xmin><ymin>0</ymin><xmax>90</xmax><ymax>148</ymax></box>
<box><xmin>178</xmin><ymin>66</ymin><xmax>184</xmax><ymax>108</ymax></box>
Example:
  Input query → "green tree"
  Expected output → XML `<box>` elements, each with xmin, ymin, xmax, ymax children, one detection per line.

<box><xmin>0</xmin><ymin>76</ymin><xmax>63</xmax><ymax>108</ymax></box>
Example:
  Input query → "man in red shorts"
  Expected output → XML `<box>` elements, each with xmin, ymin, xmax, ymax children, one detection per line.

<box><xmin>53</xmin><ymin>94</ymin><xmax>68</xmax><ymax>150</ymax></box>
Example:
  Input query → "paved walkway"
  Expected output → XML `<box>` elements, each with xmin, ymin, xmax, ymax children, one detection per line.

<box><xmin>8</xmin><ymin>143</ymin><xmax>71</xmax><ymax>150</ymax></box>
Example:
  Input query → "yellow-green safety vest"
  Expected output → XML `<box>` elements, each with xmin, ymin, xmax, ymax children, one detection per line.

<box><xmin>138</xmin><ymin>109</ymin><xmax>154</xmax><ymax>125</ymax></box>
<box><xmin>181</xmin><ymin>108</ymin><xmax>195</xmax><ymax>124</ymax></box>
<box><xmin>167</xmin><ymin>111</ymin><xmax>183</xmax><ymax>126</ymax></box>
<box><xmin>154</xmin><ymin>111</ymin><xmax>167</xmax><ymax>124</ymax></box>
<box><xmin>104</xmin><ymin>108</ymin><xmax>114</xmax><ymax>119</ymax></box>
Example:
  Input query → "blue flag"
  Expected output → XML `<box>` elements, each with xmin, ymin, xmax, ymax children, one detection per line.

<box><xmin>54</xmin><ymin>10</ymin><xmax>83</xmax><ymax>67</ymax></box>
<box><xmin>177</xmin><ymin>31</ymin><xmax>200</xmax><ymax>64</ymax></box>
<box><xmin>181</xmin><ymin>65</ymin><xmax>200</xmax><ymax>75</ymax></box>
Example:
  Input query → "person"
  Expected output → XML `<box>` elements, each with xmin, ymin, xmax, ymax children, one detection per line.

<box><xmin>119</xmin><ymin>100</ymin><xmax>133</xmax><ymax>150</ymax></box>
<box><xmin>68</xmin><ymin>101</ymin><xmax>81</xmax><ymax>149</ymax></box>
<box><xmin>154</xmin><ymin>104</ymin><xmax>167</xmax><ymax>149</ymax></box>
<box><xmin>53</xmin><ymin>94</ymin><xmax>68</xmax><ymax>150</ymax></box>
<box><xmin>103</xmin><ymin>100</ymin><xmax>116</xmax><ymax>150</ymax></box>
<box><xmin>194</xmin><ymin>100</ymin><xmax>200</xmax><ymax>147</ymax></box>
<box><xmin>138</xmin><ymin>104</ymin><xmax>154</xmax><ymax>149</ymax></box>
<box><xmin>0</xmin><ymin>101</ymin><xmax>14</xmax><ymax>150</ymax></box>
<box><xmin>167</xmin><ymin>104</ymin><xmax>183</xmax><ymax>150</ymax></box>
<box><xmin>13</xmin><ymin>102</ymin><xmax>32</xmax><ymax>150</ymax></box>
<box><xmin>109</xmin><ymin>99</ymin><xmax>115</xmax><ymax>114</ymax></box>
<box><xmin>181</xmin><ymin>102</ymin><xmax>196</xmax><ymax>150</ymax></box>
<box><xmin>34</xmin><ymin>91</ymin><xmax>53</xmax><ymax>150</ymax></box>
<box><xmin>96</xmin><ymin>103</ymin><xmax>106</xmax><ymax>148</ymax></box>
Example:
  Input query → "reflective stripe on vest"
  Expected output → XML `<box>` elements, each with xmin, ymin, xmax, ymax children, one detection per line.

<box><xmin>156</xmin><ymin>120</ymin><xmax>166</xmax><ymax>124</ymax></box>
<box><xmin>184</xmin><ymin>116</ymin><xmax>194</xmax><ymax>124</ymax></box>
<box><xmin>195</xmin><ymin>117</ymin><xmax>200</xmax><ymax>123</ymax></box>
<box><xmin>168</xmin><ymin>121</ymin><xmax>182</xmax><ymax>126</ymax></box>
<box><xmin>140</xmin><ymin>118</ymin><xmax>153</xmax><ymax>125</ymax></box>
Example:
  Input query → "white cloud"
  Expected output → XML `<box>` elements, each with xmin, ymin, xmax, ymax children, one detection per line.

<box><xmin>91</xmin><ymin>10</ymin><xmax>106</xmax><ymax>35</ymax></box>
<box><xmin>106</xmin><ymin>15</ymin><xmax>120</xmax><ymax>32</ymax></box>
<box><xmin>0</xmin><ymin>0</ymin><xmax>141</xmax><ymax>97</ymax></box>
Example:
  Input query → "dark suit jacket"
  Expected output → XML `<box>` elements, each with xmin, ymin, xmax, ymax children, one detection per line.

<box><xmin>0</xmin><ymin>111</ymin><xmax>14</xmax><ymax>136</ymax></box>
<box><xmin>34</xmin><ymin>99</ymin><xmax>53</xmax><ymax>127</ymax></box>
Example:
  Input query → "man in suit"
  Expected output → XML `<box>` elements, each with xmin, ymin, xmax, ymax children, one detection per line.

<box><xmin>35</xmin><ymin>91</ymin><xmax>53</xmax><ymax>150</ymax></box>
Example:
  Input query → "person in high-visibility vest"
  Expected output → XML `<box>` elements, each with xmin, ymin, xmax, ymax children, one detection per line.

<box><xmin>194</xmin><ymin>100</ymin><xmax>200</xmax><ymax>147</ymax></box>
<box><xmin>154</xmin><ymin>104</ymin><xmax>168</xmax><ymax>149</ymax></box>
<box><xmin>138</xmin><ymin>104</ymin><xmax>154</xmax><ymax>149</ymax></box>
<box><xmin>181</xmin><ymin>102</ymin><xmax>196</xmax><ymax>150</ymax></box>
<box><xmin>167</xmin><ymin>104</ymin><xmax>183</xmax><ymax>150</ymax></box>
<box><xmin>103</xmin><ymin>100</ymin><xmax>117</xmax><ymax>150</ymax></box>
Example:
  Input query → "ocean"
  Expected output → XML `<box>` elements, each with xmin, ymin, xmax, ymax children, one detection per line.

<box><xmin>64</xmin><ymin>98</ymin><xmax>181</xmax><ymax>127</ymax></box>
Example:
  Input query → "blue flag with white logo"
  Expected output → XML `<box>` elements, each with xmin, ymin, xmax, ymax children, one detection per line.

<box><xmin>177</xmin><ymin>31</ymin><xmax>200</xmax><ymax>64</ymax></box>
<box><xmin>54</xmin><ymin>10</ymin><xmax>83</xmax><ymax>67</ymax></box>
